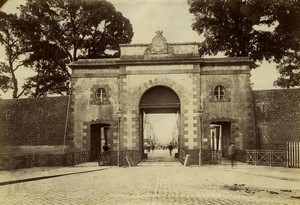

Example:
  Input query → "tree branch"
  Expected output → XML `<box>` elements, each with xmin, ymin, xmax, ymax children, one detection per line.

<box><xmin>13</xmin><ymin>62</ymin><xmax>25</xmax><ymax>72</ymax></box>
<box><xmin>17</xmin><ymin>86</ymin><xmax>27</xmax><ymax>98</ymax></box>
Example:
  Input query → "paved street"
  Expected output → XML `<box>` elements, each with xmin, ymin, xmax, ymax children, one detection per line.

<box><xmin>145</xmin><ymin>148</ymin><xmax>178</xmax><ymax>162</ymax></box>
<box><xmin>0</xmin><ymin>150</ymin><xmax>300</xmax><ymax>205</ymax></box>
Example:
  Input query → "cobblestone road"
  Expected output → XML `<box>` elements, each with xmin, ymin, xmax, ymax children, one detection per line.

<box><xmin>0</xmin><ymin>159</ymin><xmax>300</xmax><ymax>205</ymax></box>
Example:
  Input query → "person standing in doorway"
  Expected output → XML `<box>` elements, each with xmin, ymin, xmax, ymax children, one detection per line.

<box><xmin>102</xmin><ymin>144</ymin><xmax>110</xmax><ymax>152</ymax></box>
<box><xmin>228</xmin><ymin>142</ymin><xmax>236</xmax><ymax>167</ymax></box>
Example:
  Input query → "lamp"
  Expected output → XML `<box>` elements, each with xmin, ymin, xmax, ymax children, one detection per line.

<box><xmin>198</xmin><ymin>108</ymin><xmax>204</xmax><ymax>166</ymax></box>
<box><xmin>117</xmin><ymin>109</ymin><xmax>122</xmax><ymax>167</ymax></box>
<box><xmin>198</xmin><ymin>108</ymin><xmax>203</xmax><ymax>117</ymax></box>
<box><xmin>117</xmin><ymin>110</ymin><xmax>122</xmax><ymax>120</ymax></box>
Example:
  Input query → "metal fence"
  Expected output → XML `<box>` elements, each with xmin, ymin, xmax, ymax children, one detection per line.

<box><xmin>0</xmin><ymin>151</ymin><xmax>90</xmax><ymax>170</ymax></box>
<box><xmin>180</xmin><ymin>149</ymin><xmax>222</xmax><ymax>165</ymax></box>
<box><xmin>244</xmin><ymin>142</ymin><xmax>300</xmax><ymax>168</ymax></box>
<box><xmin>235</xmin><ymin>150</ymin><xmax>246</xmax><ymax>162</ymax></box>
<box><xmin>98</xmin><ymin>151</ymin><xmax>141</xmax><ymax>166</ymax></box>
<box><xmin>245</xmin><ymin>150</ymin><xmax>285</xmax><ymax>167</ymax></box>
<box><xmin>202</xmin><ymin>150</ymin><xmax>222</xmax><ymax>164</ymax></box>
<box><xmin>287</xmin><ymin>142</ymin><xmax>300</xmax><ymax>168</ymax></box>
<box><xmin>98</xmin><ymin>151</ymin><xmax>115</xmax><ymax>166</ymax></box>
<box><xmin>67</xmin><ymin>151</ymin><xmax>90</xmax><ymax>166</ymax></box>
<box><xmin>2</xmin><ymin>144</ymin><xmax>299</xmax><ymax>169</ymax></box>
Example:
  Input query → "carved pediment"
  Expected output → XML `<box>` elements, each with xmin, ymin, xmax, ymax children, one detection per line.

<box><xmin>145</xmin><ymin>31</ymin><xmax>174</xmax><ymax>55</ymax></box>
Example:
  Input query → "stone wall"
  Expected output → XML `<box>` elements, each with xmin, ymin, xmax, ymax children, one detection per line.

<box><xmin>201</xmin><ymin>64</ymin><xmax>256</xmax><ymax>150</ymax></box>
<box><xmin>67</xmin><ymin>67</ymin><xmax>120</xmax><ymax>152</ymax></box>
<box><xmin>0</xmin><ymin>96</ymin><xmax>69</xmax><ymax>153</ymax></box>
<box><xmin>1</xmin><ymin>85</ymin><xmax>299</xmax><ymax>159</ymax></box>
<box><xmin>253</xmin><ymin>89</ymin><xmax>300</xmax><ymax>150</ymax></box>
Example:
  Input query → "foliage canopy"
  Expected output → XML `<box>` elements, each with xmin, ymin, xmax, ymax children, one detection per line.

<box><xmin>0</xmin><ymin>11</ymin><xmax>27</xmax><ymax>98</ymax></box>
<box><xmin>0</xmin><ymin>0</ymin><xmax>133</xmax><ymax>98</ymax></box>
<box><xmin>189</xmin><ymin>0</ymin><xmax>300</xmax><ymax>88</ymax></box>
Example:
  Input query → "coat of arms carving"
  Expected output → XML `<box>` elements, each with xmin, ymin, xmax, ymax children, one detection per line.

<box><xmin>145</xmin><ymin>31</ymin><xmax>174</xmax><ymax>55</ymax></box>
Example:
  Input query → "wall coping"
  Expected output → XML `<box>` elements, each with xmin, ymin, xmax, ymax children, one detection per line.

<box><xmin>68</xmin><ymin>57</ymin><xmax>253</xmax><ymax>69</ymax></box>
<box><xmin>252</xmin><ymin>88</ymin><xmax>300</xmax><ymax>92</ymax></box>
<box><xmin>0</xmin><ymin>96</ymin><xmax>68</xmax><ymax>103</ymax></box>
<box><xmin>119</xmin><ymin>42</ymin><xmax>200</xmax><ymax>47</ymax></box>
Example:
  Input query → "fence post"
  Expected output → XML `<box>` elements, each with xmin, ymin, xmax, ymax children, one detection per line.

<box><xmin>63</xmin><ymin>153</ymin><xmax>66</xmax><ymax>166</ymax></box>
<box><xmin>298</xmin><ymin>142</ymin><xmax>300</xmax><ymax>168</ymax></box>
<box><xmin>49</xmin><ymin>154</ymin><xmax>53</xmax><ymax>166</ymax></box>
<box><xmin>255</xmin><ymin>150</ymin><xmax>257</xmax><ymax>166</ymax></box>
<box><xmin>28</xmin><ymin>154</ymin><xmax>31</xmax><ymax>168</ymax></box>
<box><xmin>286</xmin><ymin>142</ymin><xmax>289</xmax><ymax>168</ymax></box>
<box><xmin>72</xmin><ymin>152</ymin><xmax>75</xmax><ymax>166</ymax></box>
<box><xmin>35</xmin><ymin>154</ymin><xmax>38</xmax><ymax>167</ymax></box>
<box><xmin>98</xmin><ymin>153</ymin><xmax>101</xmax><ymax>166</ymax></box>
<box><xmin>270</xmin><ymin>150</ymin><xmax>272</xmax><ymax>167</ymax></box>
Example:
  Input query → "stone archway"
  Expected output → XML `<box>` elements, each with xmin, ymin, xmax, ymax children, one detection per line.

<box><xmin>140</xmin><ymin>85</ymin><xmax>180</xmax><ymax>113</ymax></box>
<box><xmin>139</xmin><ymin>85</ymin><xmax>181</xmax><ymax>161</ymax></box>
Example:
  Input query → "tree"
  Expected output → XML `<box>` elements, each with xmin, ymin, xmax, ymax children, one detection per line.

<box><xmin>0</xmin><ymin>0</ymin><xmax>7</xmax><ymax>8</ymax></box>
<box><xmin>0</xmin><ymin>62</ymin><xmax>12</xmax><ymax>94</ymax></box>
<box><xmin>16</xmin><ymin>0</ymin><xmax>133</xmax><ymax>97</ymax></box>
<box><xmin>188</xmin><ymin>0</ymin><xmax>300</xmax><ymax>87</ymax></box>
<box><xmin>271</xmin><ymin>1</ymin><xmax>300</xmax><ymax>88</ymax></box>
<box><xmin>22</xmin><ymin>42</ymin><xmax>70</xmax><ymax>97</ymax></box>
<box><xmin>0</xmin><ymin>12</ymin><xmax>27</xmax><ymax>98</ymax></box>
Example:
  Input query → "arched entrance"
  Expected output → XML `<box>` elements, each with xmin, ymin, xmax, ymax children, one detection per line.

<box><xmin>139</xmin><ymin>86</ymin><xmax>181</xmax><ymax>161</ymax></box>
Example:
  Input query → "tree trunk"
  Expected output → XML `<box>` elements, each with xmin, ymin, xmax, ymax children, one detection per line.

<box><xmin>9</xmin><ymin>60</ymin><xmax>18</xmax><ymax>98</ymax></box>
<box><xmin>73</xmin><ymin>47</ymin><xmax>77</xmax><ymax>61</ymax></box>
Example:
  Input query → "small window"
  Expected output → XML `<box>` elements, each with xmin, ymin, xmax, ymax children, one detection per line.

<box><xmin>95</xmin><ymin>88</ymin><xmax>106</xmax><ymax>103</ymax></box>
<box><xmin>214</xmin><ymin>85</ymin><xmax>225</xmax><ymax>100</ymax></box>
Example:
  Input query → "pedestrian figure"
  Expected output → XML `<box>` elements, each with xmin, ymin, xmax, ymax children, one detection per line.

<box><xmin>168</xmin><ymin>143</ymin><xmax>174</xmax><ymax>156</ymax></box>
<box><xmin>151</xmin><ymin>144</ymin><xmax>155</xmax><ymax>153</ymax></box>
<box><xmin>228</xmin><ymin>142</ymin><xmax>236</xmax><ymax>167</ymax></box>
<box><xmin>102</xmin><ymin>144</ymin><xmax>110</xmax><ymax>152</ymax></box>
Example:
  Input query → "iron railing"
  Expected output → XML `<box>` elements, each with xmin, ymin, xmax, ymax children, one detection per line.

<box><xmin>287</xmin><ymin>142</ymin><xmax>300</xmax><ymax>168</ymax></box>
<box><xmin>98</xmin><ymin>150</ymin><xmax>141</xmax><ymax>166</ymax></box>
<box><xmin>98</xmin><ymin>151</ymin><xmax>113</xmax><ymax>166</ymax></box>
<box><xmin>235</xmin><ymin>149</ymin><xmax>246</xmax><ymax>162</ymax></box>
<box><xmin>180</xmin><ymin>149</ymin><xmax>222</xmax><ymax>165</ymax></box>
<box><xmin>202</xmin><ymin>150</ymin><xmax>222</xmax><ymax>164</ymax></box>
<box><xmin>0</xmin><ymin>151</ymin><xmax>90</xmax><ymax>170</ymax></box>
<box><xmin>245</xmin><ymin>150</ymin><xmax>285</xmax><ymax>167</ymax></box>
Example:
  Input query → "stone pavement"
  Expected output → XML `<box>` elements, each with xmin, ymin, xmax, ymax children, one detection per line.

<box><xmin>0</xmin><ymin>157</ymin><xmax>300</xmax><ymax>205</ymax></box>
<box><xmin>145</xmin><ymin>148</ymin><xmax>178</xmax><ymax>162</ymax></box>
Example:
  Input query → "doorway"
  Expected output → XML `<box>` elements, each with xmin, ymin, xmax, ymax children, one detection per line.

<box><xmin>90</xmin><ymin>123</ymin><xmax>110</xmax><ymax>161</ymax></box>
<box><xmin>210</xmin><ymin>122</ymin><xmax>231</xmax><ymax>157</ymax></box>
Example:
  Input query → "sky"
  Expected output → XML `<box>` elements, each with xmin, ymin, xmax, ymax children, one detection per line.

<box><xmin>0</xmin><ymin>0</ymin><xmax>281</xmax><ymax>99</ymax></box>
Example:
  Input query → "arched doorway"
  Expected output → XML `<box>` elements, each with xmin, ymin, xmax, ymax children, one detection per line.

<box><xmin>139</xmin><ymin>86</ymin><xmax>181</xmax><ymax>161</ymax></box>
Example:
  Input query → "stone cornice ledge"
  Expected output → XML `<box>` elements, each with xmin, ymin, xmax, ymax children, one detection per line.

<box><xmin>68</xmin><ymin>56</ymin><xmax>253</xmax><ymax>69</ymax></box>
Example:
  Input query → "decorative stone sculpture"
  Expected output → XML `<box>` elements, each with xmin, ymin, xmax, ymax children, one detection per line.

<box><xmin>145</xmin><ymin>31</ymin><xmax>174</xmax><ymax>55</ymax></box>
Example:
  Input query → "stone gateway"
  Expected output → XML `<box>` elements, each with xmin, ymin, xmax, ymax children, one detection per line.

<box><xmin>67</xmin><ymin>31</ymin><xmax>256</xmax><ymax>165</ymax></box>
<box><xmin>1</xmin><ymin>32</ymin><xmax>299</xmax><ymax>167</ymax></box>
